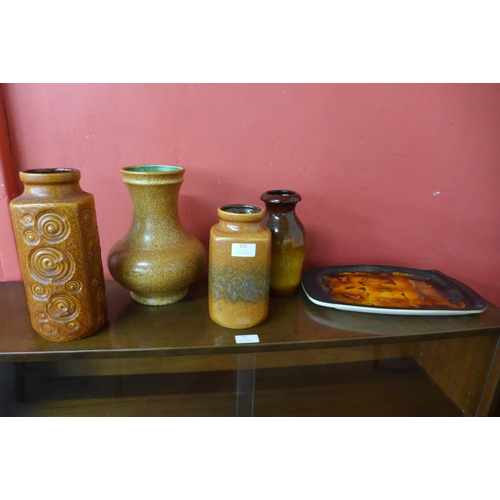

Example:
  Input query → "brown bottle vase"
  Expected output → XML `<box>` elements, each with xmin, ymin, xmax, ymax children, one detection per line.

<box><xmin>260</xmin><ymin>190</ymin><xmax>306</xmax><ymax>296</ymax></box>
<box><xmin>9</xmin><ymin>168</ymin><xmax>107</xmax><ymax>341</ymax></box>
<box><xmin>209</xmin><ymin>204</ymin><xmax>271</xmax><ymax>329</ymax></box>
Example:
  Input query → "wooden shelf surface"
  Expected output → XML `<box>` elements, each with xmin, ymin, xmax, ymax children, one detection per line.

<box><xmin>2</xmin><ymin>279</ymin><xmax>500</xmax><ymax>362</ymax></box>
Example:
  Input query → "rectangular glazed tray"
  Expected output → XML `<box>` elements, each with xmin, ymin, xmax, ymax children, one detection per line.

<box><xmin>301</xmin><ymin>265</ymin><xmax>487</xmax><ymax>316</ymax></box>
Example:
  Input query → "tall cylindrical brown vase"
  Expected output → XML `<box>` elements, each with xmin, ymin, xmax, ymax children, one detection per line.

<box><xmin>209</xmin><ymin>204</ymin><xmax>271</xmax><ymax>329</ymax></box>
<box><xmin>260</xmin><ymin>190</ymin><xmax>306</xmax><ymax>296</ymax></box>
<box><xmin>107</xmin><ymin>165</ymin><xmax>206</xmax><ymax>306</ymax></box>
<box><xmin>9</xmin><ymin>168</ymin><xmax>107</xmax><ymax>342</ymax></box>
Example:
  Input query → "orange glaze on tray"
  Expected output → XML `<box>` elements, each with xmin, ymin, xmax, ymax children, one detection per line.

<box><xmin>322</xmin><ymin>271</ymin><xmax>466</xmax><ymax>309</ymax></box>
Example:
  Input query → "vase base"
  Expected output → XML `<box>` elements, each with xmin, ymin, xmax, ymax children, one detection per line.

<box><xmin>270</xmin><ymin>285</ymin><xmax>300</xmax><ymax>297</ymax></box>
<box><xmin>130</xmin><ymin>288</ymin><xmax>188</xmax><ymax>306</ymax></box>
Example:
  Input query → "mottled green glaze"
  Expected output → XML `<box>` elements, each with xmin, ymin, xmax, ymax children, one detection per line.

<box><xmin>108</xmin><ymin>165</ymin><xmax>206</xmax><ymax>305</ymax></box>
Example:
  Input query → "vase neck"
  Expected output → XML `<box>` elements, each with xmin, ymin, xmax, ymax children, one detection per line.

<box><xmin>127</xmin><ymin>183</ymin><xmax>183</xmax><ymax>234</ymax></box>
<box><xmin>216</xmin><ymin>204</ymin><xmax>265</xmax><ymax>233</ymax></box>
<box><xmin>264</xmin><ymin>202</ymin><xmax>298</xmax><ymax>214</ymax></box>
<box><xmin>217</xmin><ymin>220</ymin><xmax>264</xmax><ymax>233</ymax></box>
<box><xmin>20</xmin><ymin>169</ymin><xmax>85</xmax><ymax>199</ymax></box>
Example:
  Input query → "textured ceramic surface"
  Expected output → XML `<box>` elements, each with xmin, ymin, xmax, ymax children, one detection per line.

<box><xmin>9</xmin><ymin>168</ymin><xmax>107</xmax><ymax>341</ymax></box>
<box><xmin>260</xmin><ymin>190</ymin><xmax>306</xmax><ymax>296</ymax></box>
<box><xmin>209</xmin><ymin>204</ymin><xmax>271</xmax><ymax>329</ymax></box>
<box><xmin>107</xmin><ymin>165</ymin><xmax>206</xmax><ymax>306</ymax></box>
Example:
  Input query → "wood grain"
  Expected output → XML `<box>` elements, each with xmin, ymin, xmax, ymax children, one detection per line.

<box><xmin>414</xmin><ymin>335</ymin><xmax>500</xmax><ymax>415</ymax></box>
<box><xmin>2</xmin><ymin>279</ymin><xmax>500</xmax><ymax>361</ymax></box>
<box><xmin>2</xmin><ymin>279</ymin><xmax>500</xmax><ymax>416</ymax></box>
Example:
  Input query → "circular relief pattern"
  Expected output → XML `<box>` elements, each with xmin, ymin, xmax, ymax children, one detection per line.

<box><xmin>47</xmin><ymin>294</ymin><xmax>79</xmax><ymax>322</ymax></box>
<box><xmin>82</xmin><ymin>208</ymin><xmax>93</xmax><ymax>228</ymax></box>
<box><xmin>97</xmin><ymin>287</ymin><xmax>105</xmax><ymax>301</ymax></box>
<box><xmin>96</xmin><ymin>288</ymin><xmax>106</xmax><ymax>310</ymax></box>
<box><xmin>65</xmin><ymin>280</ymin><xmax>82</xmax><ymax>294</ymax></box>
<box><xmin>29</xmin><ymin>247</ymin><xmax>75</xmax><ymax>284</ymax></box>
<box><xmin>41</xmin><ymin>323</ymin><xmax>55</xmax><ymax>334</ymax></box>
<box><xmin>24</xmin><ymin>229</ymin><xmax>40</xmax><ymax>245</ymax></box>
<box><xmin>22</xmin><ymin>214</ymin><xmax>34</xmax><ymax>225</ymax></box>
<box><xmin>37</xmin><ymin>312</ymin><xmax>48</xmax><ymax>322</ymax></box>
<box><xmin>87</xmin><ymin>239</ymin><xmax>96</xmax><ymax>255</ymax></box>
<box><xmin>66</xmin><ymin>320</ymin><xmax>80</xmax><ymax>332</ymax></box>
<box><xmin>31</xmin><ymin>283</ymin><xmax>50</xmax><ymax>301</ymax></box>
<box><xmin>35</xmin><ymin>211</ymin><xmax>70</xmax><ymax>243</ymax></box>
<box><xmin>96</xmin><ymin>313</ymin><xmax>105</xmax><ymax>327</ymax></box>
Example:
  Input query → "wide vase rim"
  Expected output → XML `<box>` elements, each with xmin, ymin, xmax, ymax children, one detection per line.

<box><xmin>19</xmin><ymin>168</ymin><xmax>81</xmax><ymax>183</ymax></box>
<box><xmin>122</xmin><ymin>165</ymin><xmax>185</xmax><ymax>173</ymax></box>
<box><xmin>217</xmin><ymin>204</ymin><xmax>265</xmax><ymax>222</ymax></box>
<box><xmin>260</xmin><ymin>189</ymin><xmax>301</xmax><ymax>204</ymax></box>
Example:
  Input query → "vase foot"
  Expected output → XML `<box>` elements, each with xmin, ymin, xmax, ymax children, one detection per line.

<box><xmin>130</xmin><ymin>287</ymin><xmax>189</xmax><ymax>306</ymax></box>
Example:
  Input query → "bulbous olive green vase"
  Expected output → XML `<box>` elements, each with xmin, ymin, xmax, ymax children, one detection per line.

<box><xmin>107</xmin><ymin>165</ymin><xmax>206</xmax><ymax>306</ymax></box>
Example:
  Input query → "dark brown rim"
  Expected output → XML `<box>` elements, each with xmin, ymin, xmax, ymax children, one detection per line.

<box><xmin>260</xmin><ymin>190</ymin><xmax>301</xmax><ymax>203</ymax></box>
<box><xmin>220</xmin><ymin>204</ymin><xmax>263</xmax><ymax>215</ymax></box>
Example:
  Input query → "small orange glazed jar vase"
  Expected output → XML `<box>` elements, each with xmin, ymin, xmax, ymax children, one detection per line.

<box><xmin>208</xmin><ymin>204</ymin><xmax>271</xmax><ymax>329</ymax></box>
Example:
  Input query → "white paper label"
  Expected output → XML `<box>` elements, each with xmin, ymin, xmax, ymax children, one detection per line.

<box><xmin>235</xmin><ymin>334</ymin><xmax>260</xmax><ymax>344</ymax></box>
<box><xmin>231</xmin><ymin>243</ymin><xmax>256</xmax><ymax>257</ymax></box>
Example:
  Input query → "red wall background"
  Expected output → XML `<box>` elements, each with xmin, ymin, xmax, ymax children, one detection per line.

<box><xmin>1</xmin><ymin>83</ymin><xmax>499</xmax><ymax>305</ymax></box>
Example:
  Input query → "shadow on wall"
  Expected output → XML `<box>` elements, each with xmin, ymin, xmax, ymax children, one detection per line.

<box><xmin>177</xmin><ymin>169</ymin><xmax>270</xmax><ymax>259</ymax></box>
